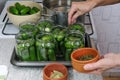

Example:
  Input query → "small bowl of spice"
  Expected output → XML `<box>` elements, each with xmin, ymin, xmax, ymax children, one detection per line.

<box><xmin>43</xmin><ymin>63</ymin><xmax>68</xmax><ymax>80</ymax></box>
<box><xmin>71</xmin><ymin>48</ymin><xmax>100</xmax><ymax>73</ymax></box>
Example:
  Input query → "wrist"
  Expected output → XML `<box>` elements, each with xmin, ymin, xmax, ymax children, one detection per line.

<box><xmin>85</xmin><ymin>0</ymin><xmax>98</xmax><ymax>9</ymax></box>
<box><xmin>115</xmin><ymin>54</ymin><xmax>120</xmax><ymax>67</ymax></box>
<box><xmin>88</xmin><ymin>0</ymin><xmax>104</xmax><ymax>7</ymax></box>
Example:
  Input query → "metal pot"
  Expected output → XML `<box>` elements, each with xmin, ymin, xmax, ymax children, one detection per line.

<box><xmin>43</xmin><ymin>0</ymin><xmax>85</xmax><ymax>9</ymax></box>
<box><xmin>42</xmin><ymin>0</ymin><xmax>85</xmax><ymax>27</ymax></box>
<box><xmin>42</xmin><ymin>6</ymin><xmax>69</xmax><ymax>27</ymax></box>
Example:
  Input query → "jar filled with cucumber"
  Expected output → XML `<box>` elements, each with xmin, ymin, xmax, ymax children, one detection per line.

<box><xmin>36</xmin><ymin>33</ymin><xmax>57</xmax><ymax>61</ymax></box>
<box><xmin>64</xmin><ymin>32</ymin><xmax>85</xmax><ymax>61</ymax></box>
<box><xmin>52</xmin><ymin>25</ymin><xmax>67</xmax><ymax>58</ymax></box>
<box><xmin>36</xmin><ymin>19</ymin><xmax>54</xmax><ymax>33</ymax></box>
<box><xmin>15</xmin><ymin>33</ymin><xmax>36</xmax><ymax>61</ymax></box>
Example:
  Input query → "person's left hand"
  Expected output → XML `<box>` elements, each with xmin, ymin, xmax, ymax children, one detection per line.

<box><xmin>68</xmin><ymin>1</ymin><xmax>96</xmax><ymax>24</ymax></box>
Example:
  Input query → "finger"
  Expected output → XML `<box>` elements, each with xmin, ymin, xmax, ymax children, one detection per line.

<box><xmin>89</xmin><ymin>68</ymin><xmax>107</xmax><ymax>75</ymax></box>
<box><xmin>104</xmin><ymin>53</ymin><xmax>114</xmax><ymax>58</ymax></box>
<box><xmin>89</xmin><ymin>70</ymin><xmax>102</xmax><ymax>75</ymax></box>
<box><xmin>71</xmin><ymin>11</ymin><xmax>83</xmax><ymax>24</ymax></box>
<box><xmin>103</xmin><ymin>53</ymin><xmax>110</xmax><ymax>58</ymax></box>
<box><xmin>68</xmin><ymin>15</ymin><xmax>72</xmax><ymax>25</ymax></box>
<box><xmin>100</xmin><ymin>55</ymin><xmax>104</xmax><ymax>59</ymax></box>
<box><xmin>73</xmin><ymin>19</ymin><xmax>76</xmax><ymax>24</ymax></box>
<box><xmin>84</xmin><ymin>62</ymin><xmax>101</xmax><ymax>70</ymax></box>
<box><xmin>68</xmin><ymin>7</ymin><xmax>77</xmax><ymax>24</ymax></box>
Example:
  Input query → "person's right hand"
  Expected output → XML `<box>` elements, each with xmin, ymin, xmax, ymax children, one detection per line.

<box><xmin>84</xmin><ymin>53</ymin><xmax>120</xmax><ymax>74</ymax></box>
<box><xmin>68</xmin><ymin>1</ymin><xmax>97</xmax><ymax>24</ymax></box>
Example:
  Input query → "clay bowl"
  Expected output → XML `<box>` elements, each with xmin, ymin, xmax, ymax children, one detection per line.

<box><xmin>43</xmin><ymin>63</ymin><xmax>68</xmax><ymax>80</ymax></box>
<box><xmin>71</xmin><ymin>48</ymin><xmax>100</xmax><ymax>73</ymax></box>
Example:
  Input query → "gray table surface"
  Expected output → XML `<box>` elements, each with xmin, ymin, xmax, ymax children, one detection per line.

<box><xmin>0</xmin><ymin>38</ymin><xmax>103</xmax><ymax>80</ymax></box>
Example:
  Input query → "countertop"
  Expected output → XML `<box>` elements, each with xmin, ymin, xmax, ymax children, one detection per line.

<box><xmin>0</xmin><ymin>38</ymin><xmax>103</xmax><ymax>80</ymax></box>
<box><xmin>0</xmin><ymin>38</ymin><xmax>44</xmax><ymax>80</ymax></box>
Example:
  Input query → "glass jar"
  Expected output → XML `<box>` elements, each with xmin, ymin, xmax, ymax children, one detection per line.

<box><xmin>64</xmin><ymin>32</ymin><xmax>85</xmax><ymax>61</ymax></box>
<box><xmin>36</xmin><ymin>19</ymin><xmax>54</xmax><ymax>34</ymax></box>
<box><xmin>36</xmin><ymin>33</ymin><xmax>57</xmax><ymax>61</ymax></box>
<box><xmin>19</xmin><ymin>22</ymin><xmax>38</xmax><ymax>37</ymax></box>
<box><xmin>69</xmin><ymin>23</ymin><xmax>85</xmax><ymax>35</ymax></box>
<box><xmin>15</xmin><ymin>32</ymin><xmax>36</xmax><ymax>61</ymax></box>
<box><xmin>52</xmin><ymin>25</ymin><xmax>67</xmax><ymax>57</ymax></box>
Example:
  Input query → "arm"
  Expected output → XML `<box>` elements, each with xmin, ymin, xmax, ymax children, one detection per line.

<box><xmin>89</xmin><ymin>0</ymin><xmax>120</xmax><ymax>7</ymax></box>
<box><xmin>68</xmin><ymin>0</ymin><xmax>120</xmax><ymax>24</ymax></box>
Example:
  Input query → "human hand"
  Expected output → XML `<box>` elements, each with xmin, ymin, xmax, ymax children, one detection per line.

<box><xmin>68</xmin><ymin>1</ymin><xmax>97</xmax><ymax>24</ymax></box>
<box><xmin>84</xmin><ymin>53</ymin><xmax>120</xmax><ymax>74</ymax></box>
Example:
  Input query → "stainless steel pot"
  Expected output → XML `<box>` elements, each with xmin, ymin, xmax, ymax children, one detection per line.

<box><xmin>42</xmin><ymin>0</ymin><xmax>85</xmax><ymax>27</ymax></box>
<box><xmin>42</xmin><ymin>6</ymin><xmax>69</xmax><ymax>27</ymax></box>
<box><xmin>43</xmin><ymin>0</ymin><xmax>85</xmax><ymax>9</ymax></box>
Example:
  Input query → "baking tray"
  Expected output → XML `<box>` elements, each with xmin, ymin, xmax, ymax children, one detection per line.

<box><xmin>10</xmin><ymin>33</ymin><xmax>92</xmax><ymax>67</ymax></box>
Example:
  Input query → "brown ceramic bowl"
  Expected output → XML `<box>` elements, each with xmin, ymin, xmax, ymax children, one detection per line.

<box><xmin>71</xmin><ymin>48</ymin><xmax>100</xmax><ymax>73</ymax></box>
<box><xmin>43</xmin><ymin>63</ymin><xmax>68</xmax><ymax>80</ymax></box>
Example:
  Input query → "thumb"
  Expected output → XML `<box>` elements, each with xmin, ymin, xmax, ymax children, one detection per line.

<box><xmin>84</xmin><ymin>62</ymin><xmax>100</xmax><ymax>70</ymax></box>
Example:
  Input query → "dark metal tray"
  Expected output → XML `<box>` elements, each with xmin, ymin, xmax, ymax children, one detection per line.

<box><xmin>10</xmin><ymin>34</ymin><xmax>91</xmax><ymax>67</ymax></box>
